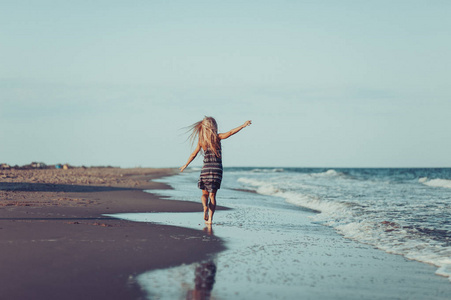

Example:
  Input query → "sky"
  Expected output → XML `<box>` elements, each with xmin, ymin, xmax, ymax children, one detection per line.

<box><xmin>1</xmin><ymin>0</ymin><xmax>450</xmax><ymax>168</ymax></box>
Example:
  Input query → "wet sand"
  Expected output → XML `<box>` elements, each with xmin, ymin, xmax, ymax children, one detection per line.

<box><xmin>0</xmin><ymin>168</ymin><xmax>225</xmax><ymax>300</ymax></box>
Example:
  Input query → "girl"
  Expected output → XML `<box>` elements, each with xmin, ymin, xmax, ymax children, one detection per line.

<box><xmin>180</xmin><ymin>117</ymin><xmax>252</xmax><ymax>224</ymax></box>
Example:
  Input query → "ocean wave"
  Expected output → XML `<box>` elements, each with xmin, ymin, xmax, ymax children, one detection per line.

<box><xmin>237</xmin><ymin>172</ymin><xmax>451</xmax><ymax>282</ymax></box>
<box><xmin>336</xmin><ymin>221</ymin><xmax>451</xmax><ymax>281</ymax></box>
<box><xmin>237</xmin><ymin>177</ymin><xmax>280</xmax><ymax>194</ymax></box>
<box><xmin>238</xmin><ymin>175</ymin><xmax>451</xmax><ymax>282</ymax></box>
<box><xmin>311</xmin><ymin>169</ymin><xmax>342</xmax><ymax>177</ymax></box>
<box><xmin>418</xmin><ymin>177</ymin><xmax>428</xmax><ymax>183</ymax></box>
<box><xmin>420</xmin><ymin>178</ymin><xmax>451</xmax><ymax>189</ymax></box>
<box><xmin>237</xmin><ymin>177</ymin><xmax>348</xmax><ymax>216</ymax></box>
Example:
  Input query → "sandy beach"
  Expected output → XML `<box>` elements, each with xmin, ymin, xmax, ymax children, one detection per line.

<box><xmin>2</xmin><ymin>167</ymin><xmax>451</xmax><ymax>300</ymax></box>
<box><xmin>0</xmin><ymin>167</ymin><xmax>225</xmax><ymax>300</ymax></box>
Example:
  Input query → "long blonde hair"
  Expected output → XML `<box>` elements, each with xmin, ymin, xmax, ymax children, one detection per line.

<box><xmin>188</xmin><ymin>116</ymin><xmax>221</xmax><ymax>157</ymax></box>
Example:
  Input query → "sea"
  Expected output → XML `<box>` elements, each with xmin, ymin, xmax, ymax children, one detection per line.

<box><xmin>229</xmin><ymin>167</ymin><xmax>451</xmax><ymax>276</ymax></box>
<box><xmin>110</xmin><ymin>167</ymin><xmax>451</xmax><ymax>299</ymax></box>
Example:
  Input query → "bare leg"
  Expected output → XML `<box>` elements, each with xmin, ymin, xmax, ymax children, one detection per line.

<box><xmin>206</xmin><ymin>190</ymin><xmax>217</xmax><ymax>225</ymax></box>
<box><xmin>201</xmin><ymin>190</ymin><xmax>209</xmax><ymax>221</ymax></box>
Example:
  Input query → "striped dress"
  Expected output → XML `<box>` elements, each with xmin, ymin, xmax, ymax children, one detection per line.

<box><xmin>198</xmin><ymin>147</ymin><xmax>223</xmax><ymax>192</ymax></box>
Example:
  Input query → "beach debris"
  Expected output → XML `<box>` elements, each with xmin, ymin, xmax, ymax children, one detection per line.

<box><xmin>1</xmin><ymin>201</ymin><xmax>32</xmax><ymax>207</ymax></box>
<box><xmin>0</xmin><ymin>163</ymin><xmax>122</xmax><ymax>170</ymax></box>
<box><xmin>92</xmin><ymin>222</ymin><xmax>113</xmax><ymax>227</ymax></box>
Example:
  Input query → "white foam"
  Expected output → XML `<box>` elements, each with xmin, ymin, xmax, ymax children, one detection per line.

<box><xmin>311</xmin><ymin>169</ymin><xmax>342</xmax><ymax>177</ymax></box>
<box><xmin>238</xmin><ymin>175</ymin><xmax>451</xmax><ymax>282</ymax></box>
<box><xmin>237</xmin><ymin>177</ymin><xmax>348</xmax><ymax>217</ymax></box>
<box><xmin>237</xmin><ymin>177</ymin><xmax>267</xmax><ymax>188</ymax></box>
<box><xmin>336</xmin><ymin>221</ymin><xmax>451</xmax><ymax>282</ymax></box>
<box><xmin>422</xmin><ymin>178</ymin><xmax>451</xmax><ymax>189</ymax></box>
<box><xmin>283</xmin><ymin>191</ymin><xmax>348</xmax><ymax>215</ymax></box>
<box><xmin>436</xmin><ymin>264</ymin><xmax>451</xmax><ymax>279</ymax></box>
<box><xmin>418</xmin><ymin>177</ymin><xmax>428</xmax><ymax>183</ymax></box>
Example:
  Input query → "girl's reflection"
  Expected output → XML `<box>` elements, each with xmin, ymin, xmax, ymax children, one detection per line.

<box><xmin>186</xmin><ymin>226</ymin><xmax>217</xmax><ymax>300</ymax></box>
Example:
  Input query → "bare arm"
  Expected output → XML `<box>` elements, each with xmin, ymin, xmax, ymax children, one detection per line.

<box><xmin>180</xmin><ymin>143</ymin><xmax>201</xmax><ymax>172</ymax></box>
<box><xmin>218</xmin><ymin>120</ymin><xmax>252</xmax><ymax>140</ymax></box>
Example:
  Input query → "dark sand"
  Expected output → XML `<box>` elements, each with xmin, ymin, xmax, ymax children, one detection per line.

<box><xmin>0</xmin><ymin>168</ymin><xmax>225</xmax><ymax>300</ymax></box>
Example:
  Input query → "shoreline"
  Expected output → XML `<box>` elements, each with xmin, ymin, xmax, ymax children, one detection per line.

<box><xmin>0</xmin><ymin>168</ymin><xmax>226</xmax><ymax>300</ymax></box>
<box><xmin>124</xmin><ymin>170</ymin><xmax>451</xmax><ymax>299</ymax></box>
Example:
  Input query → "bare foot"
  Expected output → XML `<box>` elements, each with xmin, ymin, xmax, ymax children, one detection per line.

<box><xmin>205</xmin><ymin>214</ymin><xmax>214</xmax><ymax>224</ymax></box>
<box><xmin>203</xmin><ymin>206</ymin><xmax>209</xmax><ymax>221</ymax></box>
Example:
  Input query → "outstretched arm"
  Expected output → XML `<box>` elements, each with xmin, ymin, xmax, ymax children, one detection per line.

<box><xmin>180</xmin><ymin>143</ymin><xmax>201</xmax><ymax>172</ymax></box>
<box><xmin>218</xmin><ymin>120</ymin><xmax>252</xmax><ymax>140</ymax></box>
